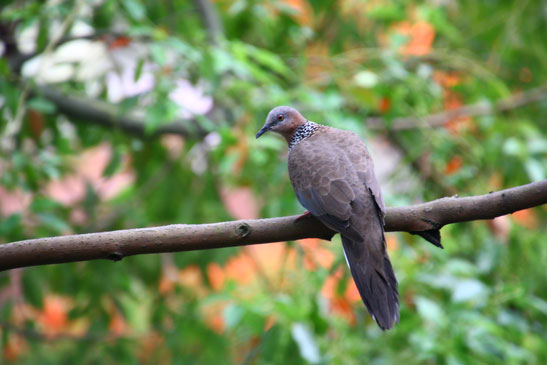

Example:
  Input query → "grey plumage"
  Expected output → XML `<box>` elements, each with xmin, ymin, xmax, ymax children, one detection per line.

<box><xmin>257</xmin><ymin>106</ymin><xmax>399</xmax><ymax>330</ymax></box>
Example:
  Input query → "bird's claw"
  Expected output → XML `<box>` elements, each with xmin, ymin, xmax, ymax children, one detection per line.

<box><xmin>294</xmin><ymin>211</ymin><xmax>312</xmax><ymax>223</ymax></box>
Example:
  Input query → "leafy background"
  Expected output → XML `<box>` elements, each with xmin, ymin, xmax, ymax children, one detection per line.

<box><xmin>1</xmin><ymin>0</ymin><xmax>546</xmax><ymax>363</ymax></box>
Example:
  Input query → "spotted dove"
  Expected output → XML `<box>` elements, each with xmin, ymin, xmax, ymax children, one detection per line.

<box><xmin>256</xmin><ymin>106</ymin><xmax>399</xmax><ymax>330</ymax></box>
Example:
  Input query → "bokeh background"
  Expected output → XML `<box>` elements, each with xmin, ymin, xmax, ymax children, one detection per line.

<box><xmin>1</xmin><ymin>0</ymin><xmax>546</xmax><ymax>363</ymax></box>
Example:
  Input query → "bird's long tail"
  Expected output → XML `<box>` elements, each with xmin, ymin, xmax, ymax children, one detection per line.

<box><xmin>341</xmin><ymin>236</ymin><xmax>399</xmax><ymax>330</ymax></box>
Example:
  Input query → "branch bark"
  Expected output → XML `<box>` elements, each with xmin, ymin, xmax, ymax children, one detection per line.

<box><xmin>193</xmin><ymin>0</ymin><xmax>224</xmax><ymax>46</ymax></box>
<box><xmin>367</xmin><ymin>85</ymin><xmax>547</xmax><ymax>130</ymax></box>
<box><xmin>35</xmin><ymin>85</ymin><xmax>215</xmax><ymax>138</ymax></box>
<box><xmin>0</xmin><ymin>180</ymin><xmax>545</xmax><ymax>271</ymax></box>
<box><xmin>0</xmin><ymin>21</ymin><xmax>225</xmax><ymax>140</ymax></box>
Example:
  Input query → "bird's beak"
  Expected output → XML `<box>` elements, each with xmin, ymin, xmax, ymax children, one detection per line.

<box><xmin>256</xmin><ymin>125</ymin><xmax>270</xmax><ymax>139</ymax></box>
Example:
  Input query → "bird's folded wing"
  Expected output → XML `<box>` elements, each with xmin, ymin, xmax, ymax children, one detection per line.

<box><xmin>343</xmin><ymin>133</ymin><xmax>386</xmax><ymax>222</ymax></box>
<box><xmin>289</xmin><ymin>138</ymin><xmax>363</xmax><ymax>240</ymax></box>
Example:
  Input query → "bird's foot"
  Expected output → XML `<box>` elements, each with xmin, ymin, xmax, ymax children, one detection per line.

<box><xmin>294</xmin><ymin>211</ymin><xmax>312</xmax><ymax>223</ymax></box>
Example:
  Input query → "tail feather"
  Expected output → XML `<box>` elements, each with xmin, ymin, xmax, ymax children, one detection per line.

<box><xmin>341</xmin><ymin>236</ymin><xmax>399</xmax><ymax>330</ymax></box>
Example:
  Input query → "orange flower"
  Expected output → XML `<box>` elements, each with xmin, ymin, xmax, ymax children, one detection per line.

<box><xmin>3</xmin><ymin>335</ymin><xmax>26</xmax><ymax>362</ymax></box>
<box><xmin>378</xmin><ymin>97</ymin><xmax>391</xmax><ymax>114</ymax></box>
<box><xmin>108</xmin><ymin>36</ymin><xmax>132</xmax><ymax>49</ymax></box>
<box><xmin>330</xmin><ymin>297</ymin><xmax>356</xmax><ymax>325</ymax></box>
<box><xmin>283</xmin><ymin>0</ymin><xmax>312</xmax><ymax>25</ymax></box>
<box><xmin>444</xmin><ymin>156</ymin><xmax>463</xmax><ymax>175</ymax></box>
<box><xmin>178</xmin><ymin>265</ymin><xmax>207</xmax><ymax>297</ymax></box>
<box><xmin>202</xmin><ymin>302</ymin><xmax>226</xmax><ymax>334</ymax></box>
<box><xmin>344</xmin><ymin>279</ymin><xmax>361</xmax><ymax>304</ymax></box>
<box><xmin>38</xmin><ymin>295</ymin><xmax>70</xmax><ymax>336</ymax></box>
<box><xmin>321</xmin><ymin>268</ymin><xmax>341</xmax><ymax>301</ymax></box>
<box><xmin>433</xmin><ymin>71</ymin><xmax>462</xmax><ymax>88</ymax></box>
<box><xmin>137</xmin><ymin>332</ymin><xmax>166</xmax><ymax>363</ymax></box>
<box><xmin>321</xmin><ymin>268</ymin><xmax>358</xmax><ymax>324</ymax></box>
<box><xmin>512</xmin><ymin>208</ymin><xmax>539</xmax><ymax>229</ymax></box>
<box><xmin>108</xmin><ymin>310</ymin><xmax>127</xmax><ymax>336</ymax></box>
<box><xmin>299</xmin><ymin>238</ymin><xmax>320</xmax><ymax>270</ymax></box>
<box><xmin>442</xmin><ymin>90</ymin><xmax>473</xmax><ymax>133</ymax></box>
<box><xmin>207</xmin><ymin>262</ymin><xmax>225</xmax><ymax>291</ymax></box>
<box><xmin>159</xmin><ymin>264</ymin><xmax>178</xmax><ymax>295</ymax></box>
<box><xmin>385</xmin><ymin>234</ymin><xmax>399</xmax><ymax>251</ymax></box>
<box><xmin>224</xmin><ymin>252</ymin><xmax>257</xmax><ymax>285</ymax></box>
<box><xmin>220</xmin><ymin>186</ymin><xmax>259</xmax><ymax>220</ymax></box>
<box><xmin>207</xmin><ymin>313</ymin><xmax>225</xmax><ymax>334</ymax></box>
<box><xmin>160</xmin><ymin>265</ymin><xmax>208</xmax><ymax>297</ymax></box>
<box><xmin>487</xmin><ymin>216</ymin><xmax>511</xmax><ymax>242</ymax></box>
<box><xmin>264</xmin><ymin>316</ymin><xmax>276</xmax><ymax>331</ymax></box>
<box><xmin>245</xmin><ymin>243</ymin><xmax>287</xmax><ymax>281</ymax></box>
<box><xmin>393</xmin><ymin>20</ymin><xmax>435</xmax><ymax>56</ymax></box>
<box><xmin>298</xmin><ymin>239</ymin><xmax>335</xmax><ymax>270</ymax></box>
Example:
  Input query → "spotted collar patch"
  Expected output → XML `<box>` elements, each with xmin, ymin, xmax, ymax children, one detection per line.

<box><xmin>289</xmin><ymin>121</ymin><xmax>319</xmax><ymax>149</ymax></box>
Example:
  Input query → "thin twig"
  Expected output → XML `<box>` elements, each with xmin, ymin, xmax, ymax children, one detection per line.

<box><xmin>0</xmin><ymin>320</ymin><xmax>127</xmax><ymax>342</ymax></box>
<box><xmin>367</xmin><ymin>85</ymin><xmax>547</xmax><ymax>130</ymax></box>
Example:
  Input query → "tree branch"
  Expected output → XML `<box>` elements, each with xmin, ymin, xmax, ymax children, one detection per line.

<box><xmin>367</xmin><ymin>85</ymin><xmax>547</xmax><ymax>130</ymax></box>
<box><xmin>0</xmin><ymin>181</ymin><xmax>545</xmax><ymax>271</ymax></box>
<box><xmin>192</xmin><ymin>0</ymin><xmax>224</xmax><ymax>46</ymax></box>
<box><xmin>0</xmin><ymin>320</ymin><xmax>120</xmax><ymax>342</ymax></box>
<box><xmin>0</xmin><ymin>21</ymin><xmax>224</xmax><ymax>140</ymax></box>
<box><xmin>35</xmin><ymin>85</ymin><xmax>216</xmax><ymax>138</ymax></box>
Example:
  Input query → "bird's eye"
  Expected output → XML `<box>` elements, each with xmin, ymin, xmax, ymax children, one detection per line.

<box><xmin>277</xmin><ymin>114</ymin><xmax>284</xmax><ymax>121</ymax></box>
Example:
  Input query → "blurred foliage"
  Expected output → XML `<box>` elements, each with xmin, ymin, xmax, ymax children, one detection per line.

<box><xmin>1</xmin><ymin>0</ymin><xmax>546</xmax><ymax>363</ymax></box>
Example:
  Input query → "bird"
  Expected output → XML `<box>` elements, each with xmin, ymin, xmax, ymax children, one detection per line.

<box><xmin>256</xmin><ymin>106</ymin><xmax>399</xmax><ymax>330</ymax></box>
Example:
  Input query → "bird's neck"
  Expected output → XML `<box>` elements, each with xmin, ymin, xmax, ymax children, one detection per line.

<box><xmin>288</xmin><ymin>121</ymin><xmax>320</xmax><ymax>149</ymax></box>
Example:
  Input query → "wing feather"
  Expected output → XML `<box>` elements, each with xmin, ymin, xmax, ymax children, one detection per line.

<box><xmin>288</xmin><ymin>127</ymin><xmax>399</xmax><ymax>330</ymax></box>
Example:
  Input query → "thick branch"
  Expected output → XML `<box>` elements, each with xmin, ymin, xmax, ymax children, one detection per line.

<box><xmin>0</xmin><ymin>181</ymin><xmax>545</xmax><ymax>271</ymax></box>
<box><xmin>368</xmin><ymin>85</ymin><xmax>547</xmax><ymax>130</ymax></box>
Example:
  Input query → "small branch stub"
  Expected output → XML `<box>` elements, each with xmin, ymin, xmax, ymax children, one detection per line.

<box><xmin>236</xmin><ymin>223</ymin><xmax>252</xmax><ymax>238</ymax></box>
<box><xmin>107</xmin><ymin>252</ymin><xmax>124</xmax><ymax>262</ymax></box>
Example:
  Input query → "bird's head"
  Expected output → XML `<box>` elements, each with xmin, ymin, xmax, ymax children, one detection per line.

<box><xmin>256</xmin><ymin>106</ymin><xmax>307</xmax><ymax>141</ymax></box>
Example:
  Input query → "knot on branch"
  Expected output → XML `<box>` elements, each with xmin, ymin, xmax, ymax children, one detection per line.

<box><xmin>107</xmin><ymin>252</ymin><xmax>124</xmax><ymax>262</ymax></box>
<box><xmin>235</xmin><ymin>223</ymin><xmax>251</xmax><ymax>238</ymax></box>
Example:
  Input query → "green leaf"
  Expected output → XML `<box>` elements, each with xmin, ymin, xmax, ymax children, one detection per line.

<box><xmin>0</xmin><ymin>214</ymin><xmax>22</xmax><ymax>236</ymax></box>
<box><xmin>415</xmin><ymin>296</ymin><xmax>445</xmax><ymax>324</ymax></box>
<box><xmin>243</xmin><ymin>43</ymin><xmax>290</xmax><ymax>75</ymax></box>
<box><xmin>31</xmin><ymin>196</ymin><xmax>63</xmax><ymax>212</ymax></box>
<box><xmin>27</xmin><ymin>97</ymin><xmax>56</xmax><ymax>114</ymax></box>
<box><xmin>103</xmin><ymin>147</ymin><xmax>123</xmax><ymax>177</ymax></box>
<box><xmin>223</xmin><ymin>304</ymin><xmax>244</xmax><ymax>329</ymax></box>
<box><xmin>123</xmin><ymin>0</ymin><xmax>145</xmax><ymax>21</ymax></box>
<box><xmin>451</xmin><ymin>279</ymin><xmax>489</xmax><ymax>303</ymax></box>
<box><xmin>37</xmin><ymin>213</ymin><xmax>71</xmax><ymax>233</ymax></box>
<box><xmin>525</xmin><ymin>158</ymin><xmax>546</xmax><ymax>181</ymax></box>
<box><xmin>150</xmin><ymin>43</ymin><xmax>167</xmax><ymax>65</ymax></box>
<box><xmin>22</xmin><ymin>271</ymin><xmax>43</xmax><ymax>308</ymax></box>
<box><xmin>36</xmin><ymin>18</ymin><xmax>49</xmax><ymax>50</ymax></box>
<box><xmin>134</xmin><ymin>58</ymin><xmax>145</xmax><ymax>82</ymax></box>
<box><xmin>367</xmin><ymin>4</ymin><xmax>405</xmax><ymax>21</ymax></box>
<box><xmin>291</xmin><ymin>323</ymin><xmax>321</xmax><ymax>364</ymax></box>
<box><xmin>0</xmin><ymin>58</ymin><xmax>10</xmax><ymax>76</ymax></box>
